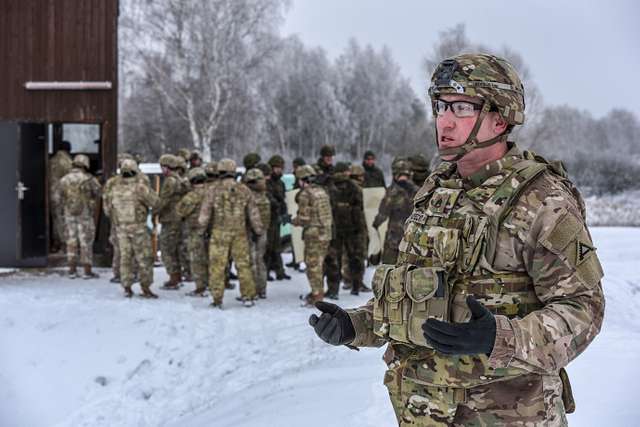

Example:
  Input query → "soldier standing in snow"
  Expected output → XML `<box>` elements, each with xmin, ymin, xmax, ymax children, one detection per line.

<box><xmin>309</xmin><ymin>53</ymin><xmax>605</xmax><ymax>425</ymax></box>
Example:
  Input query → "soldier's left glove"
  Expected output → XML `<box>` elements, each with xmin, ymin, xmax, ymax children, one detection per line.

<box><xmin>309</xmin><ymin>301</ymin><xmax>355</xmax><ymax>346</ymax></box>
<box><xmin>422</xmin><ymin>295</ymin><xmax>496</xmax><ymax>356</ymax></box>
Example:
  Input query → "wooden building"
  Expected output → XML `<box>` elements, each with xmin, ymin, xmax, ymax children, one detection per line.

<box><xmin>0</xmin><ymin>0</ymin><xmax>119</xmax><ymax>267</ymax></box>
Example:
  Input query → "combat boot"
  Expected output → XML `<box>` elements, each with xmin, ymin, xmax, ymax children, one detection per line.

<box><xmin>186</xmin><ymin>287</ymin><xmax>207</xmax><ymax>297</ymax></box>
<box><xmin>110</xmin><ymin>275</ymin><xmax>121</xmax><ymax>283</ymax></box>
<box><xmin>351</xmin><ymin>280</ymin><xmax>361</xmax><ymax>296</ymax></box>
<box><xmin>83</xmin><ymin>264</ymin><xmax>99</xmax><ymax>279</ymax></box>
<box><xmin>140</xmin><ymin>287</ymin><xmax>159</xmax><ymax>299</ymax></box>
<box><xmin>162</xmin><ymin>272</ymin><xmax>182</xmax><ymax>290</ymax></box>
<box><xmin>302</xmin><ymin>291</ymin><xmax>323</xmax><ymax>307</ymax></box>
<box><xmin>276</xmin><ymin>272</ymin><xmax>291</xmax><ymax>280</ymax></box>
<box><xmin>210</xmin><ymin>298</ymin><xmax>223</xmax><ymax>309</ymax></box>
<box><xmin>257</xmin><ymin>290</ymin><xmax>267</xmax><ymax>299</ymax></box>
<box><xmin>224</xmin><ymin>281</ymin><xmax>235</xmax><ymax>290</ymax></box>
<box><xmin>235</xmin><ymin>296</ymin><xmax>256</xmax><ymax>307</ymax></box>
<box><xmin>359</xmin><ymin>283</ymin><xmax>372</xmax><ymax>293</ymax></box>
<box><xmin>68</xmin><ymin>263</ymin><xmax>78</xmax><ymax>279</ymax></box>
<box><xmin>123</xmin><ymin>287</ymin><xmax>134</xmax><ymax>298</ymax></box>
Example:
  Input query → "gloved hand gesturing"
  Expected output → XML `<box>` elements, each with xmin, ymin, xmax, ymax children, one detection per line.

<box><xmin>422</xmin><ymin>295</ymin><xmax>496</xmax><ymax>356</ymax></box>
<box><xmin>309</xmin><ymin>301</ymin><xmax>356</xmax><ymax>346</ymax></box>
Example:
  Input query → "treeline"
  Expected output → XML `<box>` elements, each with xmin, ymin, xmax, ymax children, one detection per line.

<box><xmin>119</xmin><ymin>3</ymin><xmax>639</xmax><ymax>194</ymax></box>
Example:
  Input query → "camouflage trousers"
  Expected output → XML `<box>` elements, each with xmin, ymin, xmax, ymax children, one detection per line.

<box><xmin>265</xmin><ymin>220</ymin><xmax>285</xmax><ymax>276</ymax></box>
<box><xmin>160</xmin><ymin>221</ymin><xmax>182</xmax><ymax>275</ymax></box>
<box><xmin>64</xmin><ymin>214</ymin><xmax>95</xmax><ymax>265</ymax></box>
<box><xmin>324</xmin><ymin>231</ymin><xmax>366</xmax><ymax>294</ymax></box>
<box><xmin>208</xmin><ymin>230</ymin><xmax>256</xmax><ymax>302</ymax></box>
<box><xmin>382</xmin><ymin>231</ymin><xmax>403</xmax><ymax>265</ymax></box>
<box><xmin>303</xmin><ymin>229</ymin><xmax>330</xmax><ymax>295</ymax></box>
<box><xmin>117</xmin><ymin>223</ymin><xmax>154</xmax><ymax>290</ymax></box>
<box><xmin>384</xmin><ymin>363</ymin><xmax>568</xmax><ymax>426</ymax></box>
<box><xmin>180</xmin><ymin>221</ymin><xmax>191</xmax><ymax>279</ymax></box>
<box><xmin>109</xmin><ymin>222</ymin><xmax>121</xmax><ymax>278</ymax></box>
<box><xmin>249</xmin><ymin>233</ymin><xmax>268</xmax><ymax>295</ymax></box>
<box><xmin>50</xmin><ymin>192</ymin><xmax>66</xmax><ymax>250</ymax></box>
<box><xmin>187</xmin><ymin>229</ymin><xmax>208</xmax><ymax>292</ymax></box>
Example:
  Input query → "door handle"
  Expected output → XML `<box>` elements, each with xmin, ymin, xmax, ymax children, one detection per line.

<box><xmin>16</xmin><ymin>181</ymin><xmax>29</xmax><ymax>200</ymax></box>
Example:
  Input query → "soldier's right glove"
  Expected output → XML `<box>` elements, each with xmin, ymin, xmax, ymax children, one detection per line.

<box><xmin>309</xmin><ymin>301</ymin><xmax>356</xmax><ymax>346</ymax></box>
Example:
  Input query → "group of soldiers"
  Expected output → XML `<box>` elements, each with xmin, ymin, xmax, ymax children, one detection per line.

<box><xmin>48</xmin><ymin>143</ymin><xmax>432</xmax><ymax>309</ymax></box>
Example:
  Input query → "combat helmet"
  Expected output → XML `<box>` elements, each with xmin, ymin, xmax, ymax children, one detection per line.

<box><xmin>333</xmin><ymin>162</ymin><xmax>350</xmax><ymax>180</ymax></box>
<box><xmin>187</xmin><ymin>167</ymin><xmax>207</xmax><ymax>183</ymax></box>
<box><xmin>428</xmin><ymin>53</ymin><xmax>525</xmax><ymax>160</ymax></box>
<box><xmin>243</xmin><ymin>152</ymin><xmax>261</xmax><ymax>170</ymax></box>
<box><xmin>292</xmin><ymin>157</ymin><xmax>306</xmax><ymax>168</ymax></box>
<box><xmin>349</xmin><ymin>164</ymin><xmax>365</xmax><ymax>177</ymax></box>
<box><xmin>295</xmin><ymin>164</ymin><xmax>317</xmax><ymax>181</ymax></box>
<box><xmin>119</xmin><ymin>158</ymin><xmax>139</xmax><ymax>174</ymax></box>
<box><xmin>159</xmin><ymin>154</ymin><xmax>177</xmax><ymax>168</ymax></box>
<box><xmin>268</xmin><ymin>155</ymin><xmax>285</xmax><ymax>168</ymax></box>
<box><xmin>72</xmin><ymin>154</ymin><xmax>90</xmax><ymax>170</ymax></box>
<box><xmin>391</xmin><ymin>157</ymin><xmax>412</xmax><ymax>177</ymax></box>
<box><xmin>217</xmin><ymin>158</ymin><xmax>237</xmax><ymax>176</ymax></box>
<box><xmin>256</xmin><ymin>162</ymin><xmax>272</xmax><ymax>177</ymax></box>
<box><xmin>244</xmin><ymin>168</ymin><xmax>265</xmax><ymax>183</ymax></box>
<box><xmin>176</xmin><ymin>148</ymin><xmax>191</xmax><ymax>161</ymax></box>
<box><xmin>320</xmin><ymin>145</ymin><xmax>335</xmax><ymax>157</ymax></box>
<box><xmin>204</xmin><ymin>161</ymin><xmax>218</xmax><ymax>177</ymax></box>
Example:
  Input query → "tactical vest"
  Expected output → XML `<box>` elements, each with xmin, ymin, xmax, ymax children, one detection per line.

<box><xmin>212</xmin><ymin>179</ymin><xmax>251</xmax><ymax>233</ymax></box>
<box><xmin>370</xmin><ymin>153</ymin><xmax>568</xmax><ymax>387</ymax></box>
<box><xmin>112</xmin><ymin>178</ymin><xmax>149</xmax><ymax>225</ymax></box>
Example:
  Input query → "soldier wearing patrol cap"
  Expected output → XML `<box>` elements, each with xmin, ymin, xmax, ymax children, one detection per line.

<box><xmin>315</xmin><ymin>145</ymin><xmax>335</xmax><ymax>186</ymax></box>
<box><xmin>309</xmin><ymin>53</ymin><xmax>605</xmax><ymax>426</ymax></box>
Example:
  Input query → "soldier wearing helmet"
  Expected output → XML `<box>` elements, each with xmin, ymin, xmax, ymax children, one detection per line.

<box><xmin>310</xmin><ymin>53</ymin><xmax>604</xmax><ymax>426</ymax></box>
<box><xmin>189</xmin><ymin>150</ymin><xmax>203</xmax><ymax>169</ymax></box>
<box><xmin>243</xmin><ymin>168</ymin><xmax>272</xmax><ymax>299</ymax></box>
<box><xmin>59</xmin><ymin>154</ymin><xmax>102</xmax><ymax>278</ymax></box>
<box><xmin>409</xmin><ymin>153</ymin><xmax>431</xmax><ymax>187</ymax></box>
<box><xmin>243</xmin><ymin>152</ymin><xmax>262</xmax><ymax>171</ymax></box>
<box><xmin>198</xmin><ymin>158</ymin><xmax>264</xmax><ymax>308</ymax></box>
<box><xmin>106</xmin><ymin>158</ymin><xmax>159</xmax><ymax>298</ymax></box>
<box><xmin>176</xmin><ymin>167</ymin><xmax>209</xmax><ymax>296</ymax></box>
<box><xmin>292</xmin><ymin>165</ymin><xmax>333</xmax><ymax>307</ymax></box>
<box><xmin>370</xmin><ymin>157</ymin><xmax>418</xmax><ymax>265</ymax></box>
<box><xmin>265</xmin><ymin>155</ymin><xmax>291</xmax><ymax>281</ymax></box>
<box><xmin>156</xmin><ymin>154</ymin><xmax>189</xmax><ymax>289</ymax></box>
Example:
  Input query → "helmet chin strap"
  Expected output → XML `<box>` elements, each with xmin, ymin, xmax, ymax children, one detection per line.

<box><xmin>436</xmin><ymin>101</ymin><xmax>508</xmax><ymax>162</ymax></box>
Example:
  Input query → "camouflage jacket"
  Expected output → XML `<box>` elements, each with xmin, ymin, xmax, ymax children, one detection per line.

<box><xmin>248</xmin><ymin>188</ymin><xmax>272</xmax><ymax>236</ymax></box>
<box><xmin>176</xmin><ymin>184</ymin><xmax>207</xmax><ymax>230</ymax></box>
<box><xmin>293</xmin><ymin>184</ymin><xmax>333</xmax><ymax>242</ymax></box>
<box><xmin>109</xmin><ymin>176</ymin><xmax>158</xmax><ymax>226</ymax></box>
<box><xmin>266</xmin><ymin>174</ymin><xmax>287</xmax><ymax>223</ymax></box>
<box><xmin>49</xmin><ymin>151</ymin><xmax>73</xmax><ymax>192</ymax></box>
<box><xmin>155</xmin><ymin>172</ymin><xmax>187</xmax><ymax>223</ymax></box>
<box><xmin>197</xmin><ymin>177</ymin><xmax>263</xmax><ymax>236</ymax></box>
<box><xmin>363</xmin><ymin>163</ymin><xmax>386</xmax><ymax>188</ymax></box>
<box><xmin>329</xmin><ymin>176</ymin><xmax>366</xmax><ymax>235</ymax></box>
<box><xmin>103</xmin><ymin>172</ymin><xmax>151</xmax><ymax>218</ymax></box>
<box><xmin>59</xmin><ymin>167</ymin><xmax>101</xmax><ymax>217</ymax></box>
<box><xmin>347</xmin><ymin>145</ymin><xmax>605</xmax><ymax>388</ymax></box>
<box><xmin>372</xmin><ymin>179</ymin><xmax>418</xmax><ymax>237</ymax></box>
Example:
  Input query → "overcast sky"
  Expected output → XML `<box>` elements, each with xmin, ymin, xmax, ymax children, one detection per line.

<box><xmin>283</xmin><ymin>0</ymin><xmax>640</xmax><ymax>119</ymax></box>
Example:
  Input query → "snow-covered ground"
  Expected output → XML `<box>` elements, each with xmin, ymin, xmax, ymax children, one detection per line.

<box><xmin>1</xmin><ymin>227</ymin><xmax>639</xmax><ymax>427</ymax></box>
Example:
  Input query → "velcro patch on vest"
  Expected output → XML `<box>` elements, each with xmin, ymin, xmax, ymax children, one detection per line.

<box><xmin>408</xmin><ymin>211</ymin><xmax>428</xmax><ymax>224</ymax></box>
<box><xmin>576</xmin><ymin>240</ymin><xmax>595</xmax><ymax>266</ymax></box>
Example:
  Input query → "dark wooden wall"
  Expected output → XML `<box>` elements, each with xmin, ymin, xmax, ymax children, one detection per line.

<box><xmin>0</xmin><ymin>0</ymin><xmax>119</xmax><ymax>176</ymax></box>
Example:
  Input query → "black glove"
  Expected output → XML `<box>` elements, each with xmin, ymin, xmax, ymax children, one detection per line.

<box><xmin>422</xmin><ymin>295</ymin><xmax>496</xmax><ymax>356</ymax></box>
<box><xmin>280</xmin><ymin>213</ymin><xmax>292</xmax><ymax>225</ymax></box>
<box><xmin>308</xmin><ymin>301</ymin><xmax>356</xmax><ymax>346</ymax></box>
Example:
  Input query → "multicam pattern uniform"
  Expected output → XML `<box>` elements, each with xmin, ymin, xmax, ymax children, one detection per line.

<box><xmin>49</xmin><ymin>150</ymin><xmax>73</xmax><ymax>250</ymax></box>
<box><xmin>248</xmin><ymin>185</ymin><xmax>271</xmax><ymax>296</ymax></box>
<box><xmin>176</xmin><ymin>183</ymin><xmax>208</xmax><ymax>292</ymax></box>
<box><xmin>108</xmin><ymin>176</ymin><xmax>158</xmax><ymax>292</ymax></box>
<box><xmin>373</xmin><ymin>180</ymin><xmax>418</xmax><ymax>265</ymax></box>
<box><xmin>198</xmin><ymin>177</ymin><xmax>264</xmax><ymax>302</ymax></box>
<box><xmin>347</xmin><ymin>146</ymin><xmax>605</xmax><ymax>426</ymax></box>
<box><xmin>59</xmin><ymin>167</ymin><xmax>101</xmax><ymax>265</ymax></box>
<box><xmin>293</xmin><ymin>184</ymin><xmax>333</xmax><ymax>295</ymax></box>
<box><xmin>156</xmin><ymin>171</ymin><xmax>187</xmax><ymax>276</ymax></box>
<box><xmin>104</xmin><ymin>172</ymin><xmax>151</xmax><ymax>279</ymax></box>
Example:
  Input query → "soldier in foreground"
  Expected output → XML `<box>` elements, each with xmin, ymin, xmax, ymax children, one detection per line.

<box><xmin>309</xmin><ymin>53</ymin><xmax>604</xmax><ymax>425</ymax></box>
<box><xmin>198</xmin><ymin>159</ymin><xmax>264</xmax><ymax>308</ymax></box>
<box><xmin>107</xmin><ymin>159</ymin><xmax>158</xmax><ymax>298</ymax></box>
<box><xmin>59</xmin><ymin>154</ymin><xmax>101</xmax><ymax>278</ymax></box>
<box><xmin>176</xmin><ymin>167</ymin><xmax>209</xmax><ymax>296</ymax></box>
<box><xmin>372</xmin><ymin>158</ymin><xmax>418</xmax><ymax>265</ymax></box>
<box><xmin>292</xmin><ymin>165</ymin><xmax>333</xmax><ymax>307</ymax></box>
